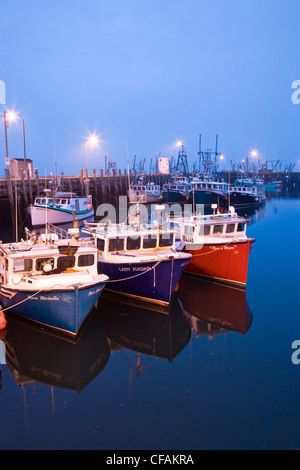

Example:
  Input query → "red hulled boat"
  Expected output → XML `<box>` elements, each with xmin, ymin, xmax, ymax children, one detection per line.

<box><xmin>173</xmin><ymin>204</ymin><xmax>255</xmax><ymax>288</ymax></box>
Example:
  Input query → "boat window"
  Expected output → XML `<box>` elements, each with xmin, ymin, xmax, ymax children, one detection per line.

<box><xmin>159</xmin><ymin>233</ymin><xmax>174</xmax><ymax>247</ymax></box>
<box><xmin>54</xmin><ymin>198</ymin><xmax>60</xmax><ymax>204</ymax></box>
<box><xmin>127</xmin><ymin>236</ymin><xmax>141</xmax><ymax>250</ymax></box>
<box><xmin>184</xmin><ymin>225</ymin><xmax>194</xmax><ymax>236</ymax></box>
<box><xmin>35</xmin><ymin>258</ymin><xmax>55</xmax><ymax>271</ymax></box>
<box><xmin>78</xmin><ymin>254</ymin><xmax>95</xmax><ymax>267</ymax></box>
<box><xmin>97</xmin><ymin>238</ymin><xmax>105</xmax><ymax>251</ymax></box>
<box><xmin>108</xmin><ymin>237</ymin><xmax>125</xmax><ymax>252</ymax></box>
<box><xmin>143</xmin><ymin>234</ymin><xmax>157</xmax><ymax>249</ymax></box>
<box><xmin>57</xmin><ymin>256</ymin><xmax>75</xmax><ymax>271</ymax></box>
<box><xmin>226</xmin><ymin>224</ymin><xmax>235</xmax><ymax>233</ymax></box>
<box><xmin>61</xmin><ymin>199</ymin><xmax>67</xmax><ymax>204</ymax></box>
<box><xmin>13</xmin><ymin>258</ymin><xmax>33</xmax><ymax>272</ymax></box>
<box><xmin>41</xmin><ymin>199</ymin><xmax>46</xmax><ymax>204</ymax></box>
<box><xmin>207</xmin><ymin>184</ymin><xmax>212</xmax><ymax>189</ymax></box>
<box><xmin>204</xmin><ymin>225</ymin><xmax>211</xmax><ymax>235</ymax></box>
<box><xmin>48</xmin><ymin>198</ymin><xmax>53</xmax><ymax>204</ymax></box>
<box><xmin>213</xmin><ymin>224</ymin><xmax>223</xmax><ymax>234</ymax></box>
<box><xmin>237</xmin><ymin>223</ymin><xmax>245</xmax><ymax>232</ymax></box>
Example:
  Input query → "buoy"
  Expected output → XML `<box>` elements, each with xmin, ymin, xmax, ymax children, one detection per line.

<box><xmin>0</xmin><ymin>311</ymin><xmax>7</xmax><ymax>330</ymax></box>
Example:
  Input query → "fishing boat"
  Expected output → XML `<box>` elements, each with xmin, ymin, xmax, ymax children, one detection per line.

<box><xmin>27</xmin><ymin>190</ymin><xmax>94</xmax><ymax>227</ymax></box>
<box><xmin>162</xmin><ymin>174</ymin><xmax>191</xmax><ymax>203</ymax></box>
<box><xmin>0</xmin><ymin>225</ymin><xmax>108</xmax><ymax>336</ymax></box>
<box><xmin>83</xmin><ymin>208</ymin><xmax>192</xmax><ymax>307</ymax></box>
<box><xmin>172</xmin><ymin>204</ymin><xmax>255</xmax><ymax>288</ymax></box>
<box><xmin>128</xmin><ymin>176</ymin><xmax>162</xmax><ymax>204</ymax></box>
<box><xmin>229</xmin><ymin>177</ymin><xmax>265</xmax><ymax>210</ymax></box>
<box><xmin>189</xmin><ymin>174</ymin><xmax>230</xmax><ymax>210</ymax></box>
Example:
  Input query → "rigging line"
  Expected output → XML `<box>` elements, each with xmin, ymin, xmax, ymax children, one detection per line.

<box><xmin>0</xmin><ymin>288</ymin><xmax>45</xmax><ymax>313</ymax></box>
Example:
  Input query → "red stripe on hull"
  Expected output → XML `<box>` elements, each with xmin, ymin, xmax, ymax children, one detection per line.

<box><xmin>184</xmin><ymin>239</ymin><xmax>254</xmax><ymax>287</ymax></box>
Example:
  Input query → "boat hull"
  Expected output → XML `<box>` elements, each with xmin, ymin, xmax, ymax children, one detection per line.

<box><xmin>98</xmin><ymin>255</ymin><xmax>191</xmax><ymax>306</ymax></box>
<box><xmin>162</xmin><ymin>190</ymin><xmax>190</xmax><ymax>203</ymax></box>
<box><xmin>27</xmin><ymin>205</ymin><xmax>95</xmax><ymax>227</ymax></box>
<box><xmin>191</xmin><ymin>190</ymin><xmax>228</xmax><ymax>208</ymax></box>
<box><xmin>181</xmin><ymin>239</ymin><xmax>254</xmax><ymax>287</ymax></box>
<box><xmin>229</xmin><ymin>192</ymin><xmax>265</xmax><ymax>209</ymax></box>
<box><xmin>0</xmin><ymin>281</ymin><xmax>106</xmax><ymax>336</ymax></box>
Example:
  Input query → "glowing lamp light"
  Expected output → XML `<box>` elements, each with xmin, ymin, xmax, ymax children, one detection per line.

<box><xmin>6</xmin><ymin>111</ymin><xmax>18</xmax><ymax>121</ymax></box>
<box><xmin>87</xmin><ymin>133</ymin><xmax>99</xmax><ymax>145</ymax></box>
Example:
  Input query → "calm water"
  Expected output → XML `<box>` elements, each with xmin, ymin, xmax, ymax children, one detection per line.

<box><xmin>1</xmin><ymin>196</ymin><xmax>300</xmax><ymax>450</ymax></box>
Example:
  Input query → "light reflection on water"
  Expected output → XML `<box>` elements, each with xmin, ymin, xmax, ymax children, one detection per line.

<box><xmin>0</xmin><ymin>197</ymin><xmax>300</xmax><ymax>450</ymax></box>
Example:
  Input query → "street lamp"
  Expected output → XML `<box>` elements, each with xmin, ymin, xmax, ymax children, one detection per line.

<box><xmin>84</xmin><ymin>133</ymin><xmax>99</xmax><ymax>196</ymax></box>
<box><xmin>6</xmin><ymin>111</ymin><xmax>27</xmax><ymax>174</ymax></box>
<box><xmin>85</xmin><ymin>133</ymin><xmax>99</xmax><ymax>175</ymax></box>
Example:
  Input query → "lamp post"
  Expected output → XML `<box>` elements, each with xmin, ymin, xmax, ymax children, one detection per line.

<box><xmin>84</xmin><ymin>133</ymin><xmax>99</xmax><ymax>196</ymax></box>
<box><xmin>3</xmin><ymin>111</ymin><xmax>9</xmax><ymax>170</ymax></box>
<box><xmin>6</xmin><ymin>111</ymin><xmax>27</xmax><ymax>175</ymax></box>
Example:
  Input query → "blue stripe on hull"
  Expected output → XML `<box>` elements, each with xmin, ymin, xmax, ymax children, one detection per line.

<box><xmin>0</xmin><ymin>282</ymin><xmax>106</xmax><ymax>335</ymax></box>
<box><xmin>98</xmin><ymin>257</ymin><xmax>190</xmax><ymax>305</ymax></box>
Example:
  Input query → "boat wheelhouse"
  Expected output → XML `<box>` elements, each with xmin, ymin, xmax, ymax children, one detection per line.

<box><xmin>128</xmin><ymin>180</ymin><xmax>162</xmax><ymax>204</ymax></box>
<box><xmin>27</xmin><ymin>191</ymin><xmax>94</xmax><ymax>227</ymax></box>
<box><xmin>0</xmin><ymin>226</ymin><xmax>108</xmax><ymax>335</ymax></box>
<box><xmin>162</xmin><ymin>175</ymin><xmax>191</xmax><ymax>203</ymax></box>
<box><xmin>189</xmin><ymin>177</ymin><xmax>230</xmax><ymax>209</ymax></box>
<box><xmin>172</xmin><ymin>204</ymin><xmax>255</xmax><ymax>288</ymax></box>
<box><xmin>83</xmin><ymin>219</ymin><xmax>191</xmax><ymax>307</ymax></box>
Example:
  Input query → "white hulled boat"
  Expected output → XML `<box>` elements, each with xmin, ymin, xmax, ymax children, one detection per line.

<box><xmin>27</xmin><ymin>191</ymin><xmax>94</xmax><ymax>227</ymax></box>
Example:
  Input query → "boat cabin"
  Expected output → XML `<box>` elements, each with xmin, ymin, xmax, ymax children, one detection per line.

<box><xmin>0</xmin><ymin>235</ymin><xmax>98</xmax><ymax>286</ymax></box>
<box><xmin>33</xmin><ymin>192</ymin><xmax>93</xmax><ymax>213</ymax></box>
<box><xmin>190</xmin><ymin>180</ymin><xmax>230</xmax><ymax>193</ymax></box>
<box><xmin>171</xmin><ymin>207</ymin><xmax>248</xmax><ymax>243</ymax></box>
<box><xmin>84</xmin><ymin>223</ymin><xmax>176</xmax><ymax>256</ymax></box>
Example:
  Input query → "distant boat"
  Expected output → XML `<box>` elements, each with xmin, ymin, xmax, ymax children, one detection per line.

<box><xmin>162</xmin><ymin>175</ymin><xmax>191</xmax><ymax>203</ymax></box>
<box><xmin>229</xmin><ymin>177</ymin><xmax>265</xmax><ymax>209</ymax></box>
<box><xmin>189</xmin><ymin>173</ymin><xmax>230</xmax><ymax>209</ymax></box>
<box><xmin>172</xmin><ymin>204</ymin><xmax>255</xmax><ymax>288</ymax></box>
<box><xmin>27</xmin><ymin>191</ymin><xmax>94</xmax><ymax>227</ymax></box>
<box><xmin>83</xmin><ymin>212</ymin><xmax>191</xmax><ymax>307</ymax></box>
<box><xmin>264</xmin><ymin>180</ymin><xmax>282</xmax><ymax>191</ymax></box>
<box><xmin>0</xmin><ymin>225</ymin><xmax>108</xmax><ymax>336</ymax></box>
<box><xmin>128</xmin><ymin>175</ymin><xmax>162</xmax><ymax>204</ymax></box>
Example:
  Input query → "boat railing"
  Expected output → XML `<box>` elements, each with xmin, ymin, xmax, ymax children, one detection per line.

<box><xmin>45</xmin><ymin>223</ymin><xmax>71</xmax><ymax>239</ymax></box>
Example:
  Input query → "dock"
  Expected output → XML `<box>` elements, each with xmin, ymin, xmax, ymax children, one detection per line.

<box><xmin>0</xmin><ymin>166</ymin><xmax>299</xmax><ymax>234</ymax></box>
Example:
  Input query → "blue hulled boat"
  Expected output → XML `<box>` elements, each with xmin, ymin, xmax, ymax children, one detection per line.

<box><xmin>162</xmin><ymin>175</ymin><xmax>191</xmax><ymax>203</ymax></box>
<box><xmin>83</xmin><ymin>216</ymin><xmax>191</xmax><ymax>307</ymax></box>
<box><xmin>0</xmin><ymin>226</ymin><xmax>108</xmax><ymax>336</ymax></box>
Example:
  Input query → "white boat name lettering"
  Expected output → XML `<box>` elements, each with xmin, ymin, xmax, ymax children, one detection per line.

<box><xmin>118</xmin><ymin>266</ymin><xmax>151</xmax><ymax>272</ymax></box>
<box><xmin>210</xmin><ymin>245</ymin><xmax>237</xmax><ymax>251</ymax></box>
<box><xmin>39</xmin><ymin>295</ymin><xmax>59</xmax><ymax>301</ymax></box>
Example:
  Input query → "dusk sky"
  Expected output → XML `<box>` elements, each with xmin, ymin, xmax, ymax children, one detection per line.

<box><xmin>1</xmin><ymin>0</ymin><xmax>300</xmax><ymax>175</ymax></box>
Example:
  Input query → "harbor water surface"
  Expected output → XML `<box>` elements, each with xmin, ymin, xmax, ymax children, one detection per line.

<box><xmin>0</xmin><ymin>196</ymin><xmax>300</xmax><ymax>450</ymax></box>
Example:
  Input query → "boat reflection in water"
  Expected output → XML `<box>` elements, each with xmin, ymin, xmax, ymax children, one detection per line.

<box><xmin>98</xmin><ymin>292</ymin><xmax>192</xmax><ymax>362</ymax></box>
<box><xmin>3</xmin><ymin>306</ymin><xmax>110</xmax><ymax>393</ymax></box>
<box><xmin>2</xmin><ymin>275</ymin><xmax>252</xmax><ymax>398</ymax></box>
<box><xmin>177</xmin><ymin>274</ymin><xmax>253</xmax><ymax>336</ymax></box>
